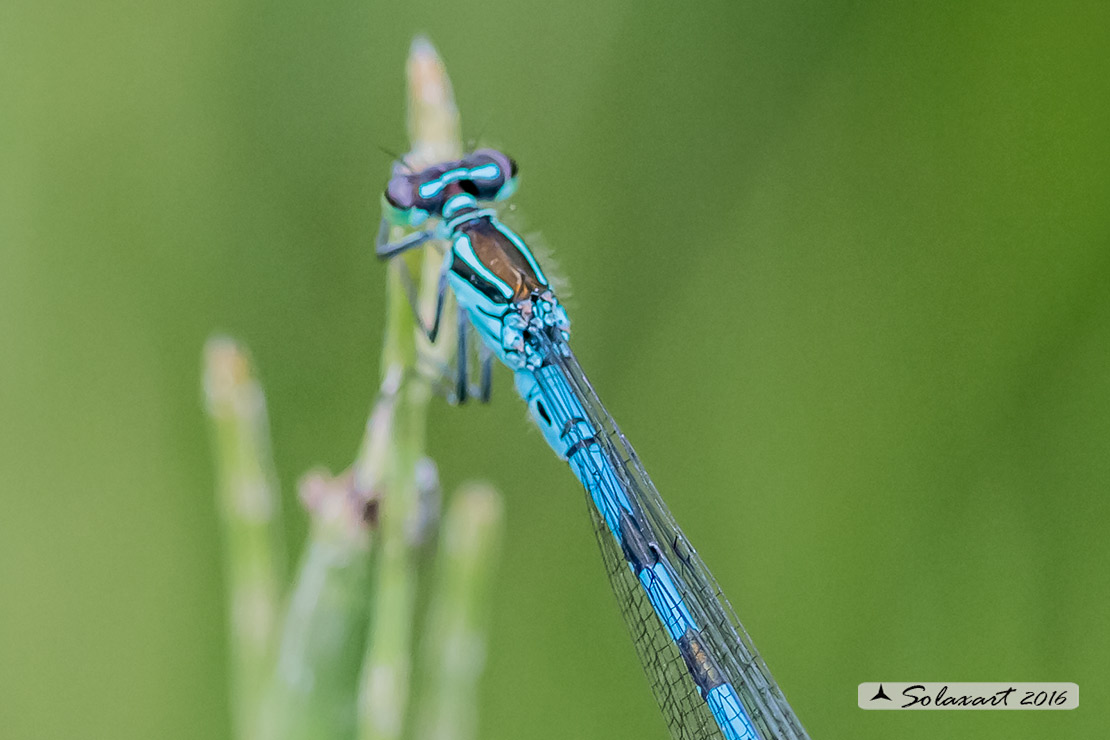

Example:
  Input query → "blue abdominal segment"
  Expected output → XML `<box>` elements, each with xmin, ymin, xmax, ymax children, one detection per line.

<box><xmin>707</xmin><ymin>684</ymin><xmax>760</xmax><ymax>740</ymax></box>
<box><xmin>513</xmin><ymin>365</ymin><xmax>763</xmax><ymax>740</ymax></box>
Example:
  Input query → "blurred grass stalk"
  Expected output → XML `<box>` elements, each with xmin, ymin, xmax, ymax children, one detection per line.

<box><xmin>203</xmin><ymin>337</ymin><xmax>288</xmax><ymax>740</ymax></box>
<box><xmin>415</xmin><ymin>485</ymin><xmax>503</xmax><ymax>740</ymax></box>
<box><xmin>357</xmin><ymin>35</ymin><xmax>465</xmax><ymax>740</ymax></box>
<box><xmin>203</xmin><ymin>37</ymin><xmax>503</xmax><ymax>740</ymax></box>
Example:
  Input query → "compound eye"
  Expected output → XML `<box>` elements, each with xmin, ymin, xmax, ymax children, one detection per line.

<box><xmin>498</xmin><ymin>156</ymin><xmax>519</xmax><ymax>200</ymax></box>
<box><xmin>385</xmin><ymin>172</ymin><xmax>415</xmax><ymax>210</ymax></box>
<box><xmin>467</xmin><ymin>148</ymin><xmax>519</xmax><ymax>201</ymax></box>
<box><xmin>382</xmin><ymin>164</ymin><xmax>433</xmax><ymax>227</ymax></box>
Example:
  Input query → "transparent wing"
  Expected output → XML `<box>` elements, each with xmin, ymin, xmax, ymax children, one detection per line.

<box><xmin>532</xmin><ymin>328</ymin><xmax>809</xmax><ymax>740</ymax></box>
<box><xmin>584</xmin><ymin>475</ymin><xmax>727</xmax><ymax>739</ymax></box>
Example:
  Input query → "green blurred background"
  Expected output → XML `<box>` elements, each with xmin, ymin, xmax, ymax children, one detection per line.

<box><xmin>2</xmin><ymin>1</ymin><xmax>1108</xmax><ymax>738</ymax></box>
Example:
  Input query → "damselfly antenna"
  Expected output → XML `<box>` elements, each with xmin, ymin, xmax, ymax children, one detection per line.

<box><xmin>375</xmin><ymin>144</ymin><xmax>416</xmax><ymax>173</ymax></box>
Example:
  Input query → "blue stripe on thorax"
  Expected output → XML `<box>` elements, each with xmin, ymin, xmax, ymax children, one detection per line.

<box><xmin>453</xmin><ymin>233</ymin><xmax>514</xmax><ymax>301</ymax></box>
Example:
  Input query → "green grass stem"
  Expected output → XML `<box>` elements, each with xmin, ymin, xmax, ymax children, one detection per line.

<box><xmin>415</xmin><ymin>484</ymin><xmax>504</xmax><ymax>740</ymax></box>
<box><xmin>358</xmin><ymin>36</ymin><xmax>466</xmax><ymax>740</ymax></box>
<box><xmin>203</xmin><ymin>338</ymin><xmax>288</xmax><ymax>740</ymax></box>
<box><xmin>207</xmin><ymin>35</ymin><xmax>501</xmax><ymax>740</ymax></box>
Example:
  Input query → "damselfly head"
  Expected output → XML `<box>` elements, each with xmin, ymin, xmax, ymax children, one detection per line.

<box><xmin>381</xmin><ymin>149</ymin><xmax>519</xmax><ymax>227</ymax></box>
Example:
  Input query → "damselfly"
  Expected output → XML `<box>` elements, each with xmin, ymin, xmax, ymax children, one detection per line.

<box><xmin>376</xmin><ymin>149</ymin><xmax>809</xmax><ymax>740</ymax></box>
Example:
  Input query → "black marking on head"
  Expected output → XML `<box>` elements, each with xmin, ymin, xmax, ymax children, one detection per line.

<box><xmin>463</xmin><ymin>148</ymin><xmax>515</xmax><ymax>199</ymax></box>
<box><xmin>384</xmin><ymin>159</ymin><xmax>454</xmax><ymax>215</ymax></box>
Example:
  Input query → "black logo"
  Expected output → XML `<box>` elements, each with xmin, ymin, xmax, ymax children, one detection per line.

<box><xmin>871</xmin><ymin>684</ymin><xmax>892</xmax><ymax>701</ymax></box>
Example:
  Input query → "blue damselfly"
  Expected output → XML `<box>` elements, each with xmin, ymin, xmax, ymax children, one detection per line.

<box><xmin>376</xmin><ymin>150</ymin><xmax>809</xmax><ymax>740</ymax></box>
